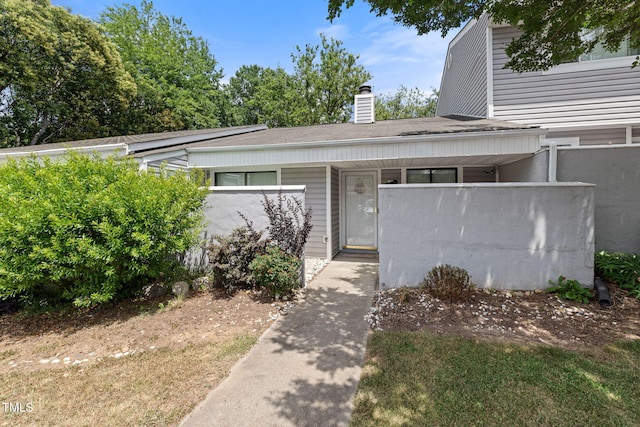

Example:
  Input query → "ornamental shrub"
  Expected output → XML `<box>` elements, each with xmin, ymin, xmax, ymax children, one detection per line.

<box><xmin>0</xmin><ymin>152</ymin><xmax>207</xmax><ymax>307</ymax></box>
<box><xmin>207</xmin><ymin>223</ymin><xmax>267</xmax><ymax>293</ymax></box>
<box><xmin>422</xmin><ymin>264</ymin><xmax>474</xmax><ymax>303</ymax></box>
<box><xmin>261</xmin><ymin>192</ymin><xmax>312</xmax><ymax>258</ymax></box>
<box><xmin>250</xmin><ymin>245</ymin><xmax>302</xmax><ymax>298</ymax></box>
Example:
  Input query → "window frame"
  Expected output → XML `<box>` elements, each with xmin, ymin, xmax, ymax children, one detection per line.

<box><xmin>406</xmin><ymin>167</ymin><xmax>458</xmax><ymax>184</ymax></box>
<box><xmin>214</xmin><ymin>170</ymin><xmax>278</xmax><ymax>187</ymax></box>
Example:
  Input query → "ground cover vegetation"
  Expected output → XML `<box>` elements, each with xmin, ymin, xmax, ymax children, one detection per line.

<box><xmin>354</xmin><ymin>261</ymin><xmax>640</xmax><ymax>426</ymax></box>
<box><xmin>0</xmin><ymin>152</ymin><xmax>207</xmax><ymax>309</ymax></box>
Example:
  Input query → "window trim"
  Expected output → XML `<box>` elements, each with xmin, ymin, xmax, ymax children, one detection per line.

<box><xmin>543</xmin><ymin>55</ymin><xmax>638</xmax><ymax>75</ymax></box>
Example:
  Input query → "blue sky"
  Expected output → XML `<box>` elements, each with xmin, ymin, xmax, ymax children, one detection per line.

<box><xmin>51</xmin><ymin>0</ymin><xmax>457</xmax><ymax>95</ymax></box>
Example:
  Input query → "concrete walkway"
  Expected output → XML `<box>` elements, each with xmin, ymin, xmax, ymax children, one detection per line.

<box><xmin>180</xmin><ymin>255</ymin><xmax>377</xmax><ymax>427</ymax></box>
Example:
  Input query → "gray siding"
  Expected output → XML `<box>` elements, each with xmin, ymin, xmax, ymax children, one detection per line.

<box><xmin>281</xmin><ymin>167</ymin><xmax>327</xmax><ymax>257</ymax></box>
<box><xmin>547</xmin><ymin>128</ymin><xmax>627</xmax><ymax>146</ymax></box>
<box><xmin>436</xmin><ymin>15</ymin><xmax>489</xmax><ymax>118</ymax></box>
<box><xmin>492</xmin><ymin>26</ymin><xmax>640</xmax><ymax>129</ymax></box>
<box><xmin>331</xmin><ymin>167</ymin><xmax>340</xmax><ymax>257</ymax></box>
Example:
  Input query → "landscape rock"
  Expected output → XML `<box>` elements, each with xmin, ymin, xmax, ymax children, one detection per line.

<box><xmin>142</xmin><ymin>283</ymin><xmax>167</xmax><ymax>299</ymax></box>
<box><xmin>192</xmin><ymin>276</ymin><xmax>211</xmax><ymax>291</ymax></box>
<box><xmin>171</xmin><ymin>281</ymin><xmax>190</xmax><ymax>298</ymax></box>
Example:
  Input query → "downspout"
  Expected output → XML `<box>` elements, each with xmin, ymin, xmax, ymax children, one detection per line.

<box><xmin>541</xmin><ymin>140</ymin><xmax>558</xmax><ymax>183</ymax></box>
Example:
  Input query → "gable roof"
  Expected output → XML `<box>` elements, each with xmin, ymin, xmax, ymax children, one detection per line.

<box><xmin>0</xmin><ymin>116</ymin><xmax>544</xmax><ymax>170</ymax></box>
<box><xmin>134</xmin><ymin>116</ymin><xmax>543</xmax><ymax>170</ymax></box>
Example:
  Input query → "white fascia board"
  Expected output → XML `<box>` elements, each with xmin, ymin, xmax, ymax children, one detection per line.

<box><xmin>127</xmin><ymin>125</ymin><xmax>268</xmax><ymax>153</ymax></box>
<box><xmin>186</xmin><ymin>128</ymin><xmax>546</xmax><ymax>154</ymax></box>
<box><xmin>449</xmin><ymin>17</ymin><xmax>481</xmax><ymax>48</ymax></box>
<box><xmin>0</xmin><ymin>143</ymin><xmax>127</xmax><ymax>161</ymax></box>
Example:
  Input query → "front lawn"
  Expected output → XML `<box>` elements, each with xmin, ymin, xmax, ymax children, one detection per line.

<box><xmin>352</xmin><ymin>331</ymin><xmax>640</xmax><ymax>427</ymax></box>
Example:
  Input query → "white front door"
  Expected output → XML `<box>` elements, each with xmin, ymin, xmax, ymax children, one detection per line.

<box><xmin>343</xmin><ymin>171</ymin><xmax>377</xmax><ymax>249</ymax></box>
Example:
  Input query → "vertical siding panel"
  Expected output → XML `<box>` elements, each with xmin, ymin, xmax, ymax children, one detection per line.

<box><xmin>331</xmin><ymin>167</ymin><xmax>340</xmax><ymax>257</ymax></box>
<box><xmin>437</xmin><ymin>15</ymin><xmax>489</xmax><ymax>118</ymax></box>
<box><xmin>281</xmin><ymin>167</ymin><xmax>327</xmax><ymax>257</ymax></box>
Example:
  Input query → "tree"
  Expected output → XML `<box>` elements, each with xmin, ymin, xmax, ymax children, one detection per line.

<box><xmin>99</xmin><ymin>0</ymin><xmax>224</xmax><ymax>133</ymax></box>
<box><xmin>375</xmin><ymin>86</ymin><xmax>438</xmax><ymax>120</ymax></box>
<box><xmin>225</xmin><ymin>65</ymin><xmax>268</xmax><ymax>126</ymax></box>
<box><xmin>223</xmin><ymin>35</ymin><xmax>371</xmax><ymax>127</ymax></box>
<box><xmin>290</xmin><ymin>34</ymin><xmax>372</xmax><ymax>125</ymax></box>
<box><xmin>0</xmin><ymin>0</ymin><xmax>135</xmax><ymax>147</ymax></box>
<box><xmin>327</xmin><ymin>0</ymin><xmax>640</xmax><ymax>72</ymax></box>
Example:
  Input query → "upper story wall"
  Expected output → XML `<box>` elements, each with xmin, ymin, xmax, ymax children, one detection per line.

<box><xmin>492</xmin><ymin>26</ymin><xmax>640</xmax><ymax>130</ymax></box>
<box><xmin>436</xmin><ymin>15</ymin><xmax>490</xmax><ymax>118</ymax></box>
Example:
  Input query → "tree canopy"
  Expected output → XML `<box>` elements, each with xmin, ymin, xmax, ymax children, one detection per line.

<box><xmin>224</xmin><ymin>35</ymin><xmax>371</xmax><ymax>127</ymax></box>
<box><xmin>99</xmin><ymin>0</ymin><xmax>224</xmax><ymax>133</ymax></box>
<box><xmin>375</xmin><ymin>86</ymin><xmax>438</xmax><ymax>120</ymax></box>
<box><xmin>327</xmin><ymin>0</ymin><xmax>640</xmax><ymax>72</ymax></box>
<box><xmin>0</xmin><ymin>0</ymin><xmax>135</xmax><ymax>146</ymax></box>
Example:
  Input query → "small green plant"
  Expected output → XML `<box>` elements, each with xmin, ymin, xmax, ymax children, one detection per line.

<box><xmin>547</xmin><ymin>276</ymin><xmax>592</xmax><ymax>303</ymax></box>
<box><xmin>595</xmin><ymin>251</ymin><xmax>640</xmax><ymax>297</ymax></box>
<box><xmin>422</xmin><ymin>264</ymin><xmax>474</xmax><ymax>303</ymax></box>
<box><xmin>249</xmin><ymin>246</ymin><xmax>302</xmax><ymax>298</ymax></box>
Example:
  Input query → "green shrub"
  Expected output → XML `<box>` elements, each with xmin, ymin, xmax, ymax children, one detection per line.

<box><xmin>595</xmin><ymin>251</ymin><xmax>640</xmax><ymax>297</ymax></box>
<box><xmin>250</xmin><ymin>246</ymin><xmax>302</xmax><ymax>298</ymax></box>
<box><xmin>0</xmin><ymin>152</ymin><xmax>207</xmax><ymax>307</ymax></box>
<box><xmin>422</xmin><ymin>264</ymin><xmax>474</xmax><ymax>303</ymax></box>
<box><xmin>208</xmin><ymin>224</ymin><xmax>266</xmax><ymax>293</ymax></box>
<box><xmin>547</xmin><ymin>276</ymin><xmax>592</xmax><ymax>303</ymax></box>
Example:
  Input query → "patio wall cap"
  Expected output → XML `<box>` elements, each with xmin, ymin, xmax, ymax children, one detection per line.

<box><xmin>378</xmin><ymin>182</ymin><xmax>596</xmax><ymax>189</ymax></box>
<box><xmin>207</xmin><ymin>185</ymin><xmax>306</xmax><ymax>192</ymax></box>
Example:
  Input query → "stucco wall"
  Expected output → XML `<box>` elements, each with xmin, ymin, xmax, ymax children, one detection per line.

<box><xmin>557</xmin><ymin>146</ymin><xmax>640</xmax><ymax>253</ymax></box>
<box><xmin>378</xmin><ymin>183</ymin><xmax>595</xmax><ymax>290</ymax></box>
<box><xmin>202</xmin><ymin>185</ymin><xmax>306</xmax><ymax>244</ymax></box>
<box><xmin>499</xmin><ymin>151</ymin><xmax>548</xmax><ymax>182</ymax></box>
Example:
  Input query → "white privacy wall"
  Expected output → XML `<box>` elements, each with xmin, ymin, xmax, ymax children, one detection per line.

<box><xmin>378</xmin><ymin>183</ymin><xmax>595</xmax><ymax>290</ymax></box>
<box><xmin>202</xmin><ymin>186</ymin><xmax>306</xmax><ymax>243</ymax></box>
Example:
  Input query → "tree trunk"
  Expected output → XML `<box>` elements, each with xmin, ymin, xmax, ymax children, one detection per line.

<box><xmin>30</xmin><ymin>116</ymin><xmax>50</xmax><ymax>146</ymax></box>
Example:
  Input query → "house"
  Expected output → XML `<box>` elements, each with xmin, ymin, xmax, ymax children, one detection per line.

<box><xmin>0</xmin><ymin>87</ymin><xmax>596</xmax><ymax>290</ymax></box>
<box><xmin>437</xmin><ymin>14</ymin><xmax>640</xmax><ymax>254</ymax></box>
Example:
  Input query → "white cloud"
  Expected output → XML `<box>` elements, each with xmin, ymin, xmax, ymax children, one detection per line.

<box><xmin>352</xmin><ymin>19</ymin><xmax>455</xmax><ymax>94</ymax></box>
<box><xmin>315</xmin><ymin>24</ymin><xmax>351</xmax><ymax>41</ymax></box>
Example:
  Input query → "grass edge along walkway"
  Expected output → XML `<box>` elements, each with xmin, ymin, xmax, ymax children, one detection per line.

<box><xmin>351</xmin><ymin>331</ymin><xmax>640</xmax><ymax>427</ymax></box>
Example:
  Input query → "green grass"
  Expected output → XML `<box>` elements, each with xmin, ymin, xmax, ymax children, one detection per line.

<box><xmin>352</xmin><ymin>332</ymin><xmax>640</xmax><ymax>427</ymax></box>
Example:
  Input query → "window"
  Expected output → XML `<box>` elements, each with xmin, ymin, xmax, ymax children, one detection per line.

<box><xmin>214</xmin><ymin>171</ymin><xmax>277</xmax><ymax>186</ymax></box>
<box><xmin>574</xmin><ymin>29</ymin><xmax>639</xmax><ymax>62</ymax></box>
<box><xmin>407</xmin><ymin>168</ymin><xmax>457</xmax><ymax>184</ymax></box>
